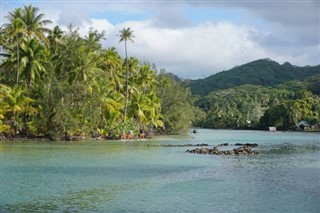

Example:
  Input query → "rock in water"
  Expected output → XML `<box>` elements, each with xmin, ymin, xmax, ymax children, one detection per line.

<box><xmin>186</xmin><ymin>145</ymin><xmax>259</xmax><ymax>155</ymax></box>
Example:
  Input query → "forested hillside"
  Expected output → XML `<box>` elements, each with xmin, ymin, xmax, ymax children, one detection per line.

<box><xmin>189</xmin><ymin>59</ymin><xmax>320</xmax><ymax>96</ymax></box>
<box><xmin>193</xmin><ymin>75</ymin><xmax>320</xmax><ymax>130</ymax></box>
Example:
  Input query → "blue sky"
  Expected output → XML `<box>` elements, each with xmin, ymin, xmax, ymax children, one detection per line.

<box><xmin>1</xmin><ymin>0</ymin><xmax>319</xmax><ymax>79</ymax></box>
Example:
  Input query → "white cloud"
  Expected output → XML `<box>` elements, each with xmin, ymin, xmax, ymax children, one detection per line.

<box><xmin>106</xmin><ymin>20</ymin><xmax>268</xmax><ymax>79</ymax></box>
<box><xmin>76</xmin><ymin>18</ymin><xmax>319</xmax><ymax>79</ymax></box>
<box><xmin>78</xmin><ymin>18</ymin><xmax>114</xmax><ymax>37</ymax></box>
<box><xmin>3</xmin><ymin>1</ymin><xmax>319</xmax><ymax>79</ymax></box>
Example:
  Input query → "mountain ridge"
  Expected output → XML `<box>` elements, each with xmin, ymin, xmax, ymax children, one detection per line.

<box><xmin>188</xmin><ymin>59</ymin><xmax>320</xmax><ymax>96</ymax></box>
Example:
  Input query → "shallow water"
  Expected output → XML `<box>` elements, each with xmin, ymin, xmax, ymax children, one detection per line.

<box><xmin>1</xmin><ymin>129</ymin><xmax>319</xmax><ymax>212</ymax></box>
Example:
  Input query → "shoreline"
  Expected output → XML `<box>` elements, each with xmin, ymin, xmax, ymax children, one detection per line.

<box><xmin>1</xmin><ymin>128</ymin><xmax>319</xmax><ymax>142</ymax></box>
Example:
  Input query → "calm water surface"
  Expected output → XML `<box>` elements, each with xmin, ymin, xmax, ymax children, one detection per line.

<box><xmin>1</xmin><ymin>129</ymin><xmax>319</xmax><ymax>212</ymax></box>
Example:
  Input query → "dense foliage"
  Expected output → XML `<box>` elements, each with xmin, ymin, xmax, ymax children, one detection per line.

<box><xmin>189</xmin><ymin>59</ymin><xmax>320</xmax><ymax>96</ymax></box>
<box><xmin>0</xmin><ymin>5</ymin><xmax>194</xmax><ymax>140</ymax></box>
<box><xmin>156</xmin><ymin>71</ymin><xmax>197</xmax><ymax>134</ymax></box>
<box><xmin>1</xmin><ymin>5</ymin><xmax>319</xmax><ymax>140</ymax></box>
<box><xmin>193</xmin><ymin>77</ymin><xmax>320</xmax><ymax>131</ymax></box>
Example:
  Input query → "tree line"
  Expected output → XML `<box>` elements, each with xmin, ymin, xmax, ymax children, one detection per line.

<box><xmin>0</xmin><ymin>5</ymin><xmax>194</xmax><ymax>140</ymax></box>
<box><xmin>193</xmin><ymin>78</ymin><xmax>320</xmax><ymax>131</ymax></box>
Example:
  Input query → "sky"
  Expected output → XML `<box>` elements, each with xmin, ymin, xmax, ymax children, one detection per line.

<box><xmin>1</xmin><ymin>0</ymin><xmax>319</xmax><ymax>79</ymax></box>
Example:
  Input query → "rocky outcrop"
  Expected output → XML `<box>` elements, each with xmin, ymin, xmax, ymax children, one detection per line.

<box><xmin>0</xmin><ymin>135</ymin><xmax>7</xmax><ymax>141</ymax></box>
<box><xmin>234</xmin><ymin>143</ymin><xmax>258</xmax><ymax>147</ymax></box>
<box><xmin>65</xmin><ymin>135</ymin><xmax>86</xmax><ymax>141</ymax></box>
<box><xmin>147</xmin><ymin>143</ymin><xmax>209</xmax><ymax>147</ymax></box>
<box><xmin>186</xmin><ymin>145</ymin><xmax>259</xmax><ymax>155</ymax></box>
<box><xmin>146</xmin><ymin>142</ymin><xmax>259</xmax><ymax>155</ymax></box>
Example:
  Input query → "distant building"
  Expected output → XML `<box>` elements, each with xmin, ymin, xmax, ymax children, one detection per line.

<box><xmin>269</xmin><ymin>127</ymin><xmax>277</xmax><ymax>132</ymax></box>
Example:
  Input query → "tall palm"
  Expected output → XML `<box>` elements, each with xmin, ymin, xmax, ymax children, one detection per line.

<box><xmin>0</xmin><ymin>27</ymin><xmax>13</xmax><ymax>62</ymax></box>
<box><xmin>102</xmin><ymin>90</ymin><xmax>123</xmax><ymax>124</ymax></box>
<box><xmin>0</xmin><ymin>44</ymin><xmax>19</xmax><ymax>85</ymax></box>
<box><xmin>136</xmin><ymin>64</ymin><xmax>157</xmax><ymax>94</ymax></box>
<box><xmin>4</xmin><ymin>9</ymin><xmax>24</xmax><ymax>42</ymax></box>
<box><xmin>127</xmin><ymin>57</ymin><xmax>139</xmax><ymax>76</ymax></box>
<box><xmin>118</xmin><ymin>27</ymin><xmax>134</xmax><ymax>120</ymax></box>
<box><xmin>18</xmin><ymin>5</ymin><xmax>52</xmax><ymax>46</ymax></box>
<box><xmin>128</xmin><ymin>91</ymin><xmax>150</xmax><ymax>126</ymax></box>
<box><xmin>19</xmin><ymin>38</ymin><xmax>47</xmax><ymax>89</ymax></box>
<box><xmin>127</xmin><ymin>57</ymin><xmax>139</xmax><ymax>100</ymax></box>
<box><xmin>4</xmin><ymin>10</ymin><xmax>26</xmax><ymax>86</ymax></box>
<box><xmin>145</xmin><ymin>92</ymin><xmax>163</xmax><ymax>128</ymax></box>
<box><xmin>4</xmin><ymin>5</ymin><xmax>52</xmax><ymax>86</ymax></box>
<box><xmin>48</xmin><ymin>25</ymin><xmax>64</xmax><ymax>53</ymax></box>
<box><xmin>84</xmin><ymin>30</ymin><xmax>104</xmax><ymax>51</ymax></box>
<box><xmin>102</xmin><ymin>48</ymin><xmax>123</xmax><ymax>91</ymax></box>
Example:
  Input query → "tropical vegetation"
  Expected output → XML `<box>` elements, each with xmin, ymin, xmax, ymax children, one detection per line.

<box><xmin>188</xmin><ymin>59</ymin><xmax>319</xmax><ymax>131</ymax></box>
<box><xmin>192</xmin><ymin>75</ymin><xmax>320</xmax><ymax>131</ymax></box>
<box><xmin>189</xmin><ymin>58</ymin><xmax>320</xmax><ymax>96</ymax></box>
<box><xmin>1</xmin><ymin>5</ymin><xmax>319</xmax><ymax>141</ymax></box>
<box><xmin>0</xmin><ymin>5</ymin><xmax>193</xmax><ymax>140</ymax></box>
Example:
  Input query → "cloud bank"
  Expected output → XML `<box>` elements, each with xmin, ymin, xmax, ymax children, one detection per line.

<box><xmin>2</xmin><ymin>0</ymin><xmax>319</xmax><ymax>79</ymax></box>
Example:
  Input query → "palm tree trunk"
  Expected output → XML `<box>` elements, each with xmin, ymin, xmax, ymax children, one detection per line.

<box><xmin>16</xmin><ymin>35</ymin><xmax>19</xmax><ymax>87</ymax></box>
<box><xmin>124</xmin><ymin>40</ymin><xmax>129</xmax><ymax>121</ymax></box>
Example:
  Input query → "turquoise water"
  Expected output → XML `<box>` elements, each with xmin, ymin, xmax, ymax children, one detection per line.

<box><xmin>1</xmin><ymin>129</ymin><xmax>319</xmax><ymax>212</ymax></box>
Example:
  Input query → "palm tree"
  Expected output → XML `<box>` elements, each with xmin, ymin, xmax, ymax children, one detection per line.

<box><xmin>18</xmin><ymin>38</ymin><xmax>47</xmax><ymax>89</ymax></box>
<box><xmin>18</xmin><ymin>5</ymin><xmax>52</xmax><ymax>46</ymax></box>
<box><xmin>101</xmin><ymin>48</ymin><xmax>123</xmax><ymax>91</ymax></box>
<box><xmin>102</xmin><ymin>91</ymin><xmax>123</xmax><ymax>124</ymax></box>
<box><xmin>127</xmin><ymin>57</ymin><xmax>139</xmax><ymax>100</ymax></box>
<box><xmin>4</xmin><ymin>5</ymin><xmax>52</xmax><ymax>86</ymax></box>
<box><xmin>3</xmin><ymin>10</ymin><xmax>26</xmax><ymax>86</ymax></box>
<box><xmin>136</xmin><ymin>64</ymin><xmax>157</xmax><ymax>94</ymax></box>
<box><xmin>0</xmin><ymin>84</ymin><xmax>37</xmax><ymax>135</ymax></box>
<box><xmin>48</xmin><ymin>25</ymin><xmax>65</xmax><ymax>53</ymax></box>
<box><xmin>84</xmin><ymin>30</ymin><xmax>104</xmax><ymax>51</ymax></box>
<box><xmin>128</xmin><ymin>57</ymin><xmax>139</xmax><ymax>76</ymax></box>
<box><xmin>0</xmin><ymin>27</ymin><xmax>12</xmax><ymax>65</ymax></box>
<box><xmin>118</xmin><ymin>27</ymin><xmax>135</xmax><ymax>120</ymax></box>
<box><xmin>128</xmin><ymin>91</ymin><xmax>150</xmax><ymax>126</ymax></box>
<box><xmin>145</xmin><ymin>92</ymin><xmax>163</xmax><ymax>128</ymax></box>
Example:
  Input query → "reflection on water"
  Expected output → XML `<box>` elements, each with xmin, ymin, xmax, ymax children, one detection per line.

<box><xmin>263</xmin><ymin>142</ymin><xmax>320</xmax><ymax>155</ymax></box>
<box><xmin>3</xmin><ymin>183</ymin><xmax>148</xmax><ymax>212</ymax></box>
<box><xmin>1</xmin><ymin>130</ymin><xmax>320</xmax><ymax>212</ymax></box>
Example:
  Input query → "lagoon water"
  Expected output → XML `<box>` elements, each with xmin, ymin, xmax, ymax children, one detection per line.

<box><xmin>1</xmin><ymin>129</ymin><xmax>320</xmax><ymax>212</ymax></box>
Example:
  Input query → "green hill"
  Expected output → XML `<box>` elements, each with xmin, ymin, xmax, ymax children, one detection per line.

<box><xmin>189</xmin><ymin>59</ymin><xmax>320</xmax><ymax>96</ymax></box>
<box><xmin>193</xmin><ymin>75</ymin><xmax>320</xmax><ymax>130</ymax></box>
